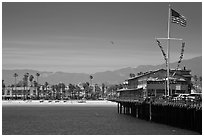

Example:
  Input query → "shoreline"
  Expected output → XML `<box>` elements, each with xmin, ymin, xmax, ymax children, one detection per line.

<box><xmin>2</xmin><ymin>100</ymin><xmax>117</xmax><ymax>106</ymax></box>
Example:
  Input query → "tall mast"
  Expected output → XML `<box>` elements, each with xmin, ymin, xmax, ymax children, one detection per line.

<box><xmin>167</xmin><ymin>4</ymin><xmax>171</xmax><ymax>96</ymax></box>
<box><xmin>156</xmin><ymin>4</ymin><xmax>184</xmax><ymax>97</ymax></box>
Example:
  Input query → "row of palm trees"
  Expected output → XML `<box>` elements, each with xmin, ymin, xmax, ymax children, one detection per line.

<box><xmin>2</xmin><ymin>71</ymin><xmax>126</xmax><ymax>100</ymax></box>
<box><xmin>11</xmin><ymin>72</ymin><xmax>79</xmax><ymax>100</ymax></box>
<box><xmin>13</xmin><ymin>72</ymin><xmax>40</xmax><ymax>88</ymax></box>
<box><xmin>3</xmin><ymin>72</ymin><xmax>119</xmax><ymax>100</ymax></box>
<box><xmin>11</xmin><ymin>72</ymin><xmax>41</xmax><ymax>100</ymax></box>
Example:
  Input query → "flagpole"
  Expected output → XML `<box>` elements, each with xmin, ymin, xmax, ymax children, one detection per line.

<box><xmin>156</xmin><ymin>5</ymin><xmax>185</xmax><ymax>97</ymax></box>
<box><xmin>167</xmin><ymin>4</ymin><xmax>171</xmax><ymax>96</ymax></box>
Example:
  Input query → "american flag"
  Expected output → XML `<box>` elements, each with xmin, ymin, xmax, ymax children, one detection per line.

<box><xmin>171</xmin><ymin>9</ymin><xmax>186</xmax><ymax>27</ymax></box>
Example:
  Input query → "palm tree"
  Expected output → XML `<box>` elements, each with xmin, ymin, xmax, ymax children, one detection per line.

<box><xmin>33</xmin><ymin>80</ymin><xmax>38</xmax><ymax>99</ymax></box>
<box><xmin>58</xmin><ymin>82</ymin><xmax>63</xmax><ymax>100</ymax></box>
<box><xmin>51</xmin><ymin>85</ymin><xmax>56</xmax><ymax>100</ymax></box>
<box><xmin>2</xmin><ymin>80</ymin><xmax>5</xmax><ymax>88</ymax></box>
<box><xmin>75</xmin><ymin>85</ymin><xmax>81</xmax><ymax>100</ymax></box>
<box><xmin>69</xmin><ymin>84</ymin><xmax>75</xmax><ymax>99</ymax></box>
<box><xmin>23</xmin><ymin>73</ymin><xmax>29</xmax><ymax>100</ymax></box>
<box><xmin>36</xmin><ymin>73</ymin><xmax>40</xmax><ymax>84</ymax></box>
<box><xmin>89</xmin><ymin>75</ymin><xmax>94</xmax><ymax>99</ymax></box>
<box><xmin>58</xmin><ymin>83</ymin><xmax>66</xmax><ymax>100</ymax></box>
<box><xmin>36</xmin><ymin>73</ymin><xmax>40</xmax><ymax>99</ymax></box>
<box><xmin>199</xmin><ymin>76</ymin><xmax>202</xmax><ymax>88</ymax></box>
<box><xmin>90</xmin><ymin>75</ymin><xmax>93</xmax><ymax>86</ymax></box>
<box><xmin>26</xmin><ymin>73</ymin><xmax>29</xmax><ymax>99</ymax></box>
<box><xmin>193</xmin><ymin>75</ymin><xmax>198</xmax><ymax>92</ymax></box>
<box><xmin>13</xmin><ymin>73</ymin><xmax>18</xmax><ymax>99</ymax></box>
<box><xmin>28</xmin><ymin>75</ymin><xmax>34</xmax><ymax>99</ymax></box>
<box><xmin>2</xmin><ymin>80</ymin><xmax>5</xmax><ymax>99</ymax></box>
<box><xmin>44</xmin><ymin>82</ymin><xmax>49</xmax><ymax>100</ymax></box>
<box><xmin>82</xmin><ymin>82</ymin><xmax>90</xmax><ymax>99</ymax></box>
<box><xmin>102</xmin><ymin>83</ymin><xmax>105</xmax><ymax>98</ymax></box>
<box><xmin>29</xmin><ymin>75</ymin><xmax>34</xmax><ymax>87</ymax></box>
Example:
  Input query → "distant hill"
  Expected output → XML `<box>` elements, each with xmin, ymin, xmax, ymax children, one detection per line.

<box><xmin>130</xmin><ymin>56</ymin><xmax>202</xmax><ymax>77</ymax></box>
<box><xmin>2</xmin><ymin>56</ymin><xmax>202</xmax><ymax>86</ymax></box>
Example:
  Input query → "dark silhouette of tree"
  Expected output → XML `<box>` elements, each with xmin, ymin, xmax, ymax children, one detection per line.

<box><xmin>2</xmin><ymin>80</ymin><xmax>5</xmax><ymax>88</ymax></box>
<box><xmin>23</xmin><ymin>73</ymin><xmax>29</xmax><ymax>100</ymax></box>
<box><xmin>52</xmin><ymin>84</ymin><xmax>59</xmax><ymax>100</ymax></box>
<box><xmin>75</xmin><ymin>85</ymin><xmax>82</xmax><ymax>99</ymax></box>
<box><xmin>36</xmin><ymin>73</ymin><xmax>40</xmax><ymax>83</ymax></box>
<box><xmin>199</xmin><ymin>76</ymin><xmax>202</xmax><ymax>88</ymax></box>
<box><xmin>82</xmin><ymin>82</ymin><xmax>90</xmax><ymax>99</ymax></box>
<box><xmin>94</xmin><ymin>84</ymin><xmax>101</xmax><ymax>99</ymax></box>
<box><xmin>36</xmin><ymin>73</ymin><xmax>40</xmax><ymax>99</ymax></box>
<box><xmin>13</xmin><ymin>73</ymin><xmax>18</xmax><ymax>99</ymax></box>
<box><xmin>33</xmin><ymin>80</ymin><xmax>38</xmax><ymax>99</ymax></box>
<box><xmin>2</xmin><ymin>80</ymin><xmax>5</xmax><ymax>97</ymax></box>
<box><xmin>193</xmin><ymin>75</ymin><xmax>198</xmax><ymax>92</ymax></box>
<box><xmin>29</xmin><ymin>75</ymin><xmax>34</xmax><ymax>87</ymax></box>
<box><xmin>102</xmin><ymin>83</ymin><xmax>105</xmax><ymax>98</ymax></box>
<box><xmin>58</xmin><ymin>82</ymin><xmax>66</xmax><ymax>100</ymax></box>
<box><xmin>106</xmin><ymin>84</ymin><xmax>120</xmax><ymax>98</ymax></box>
<box><xmin>68</xmin><ymin>84</ymin><xmax>75</xmax><ymax>99</ymax></box>
<box><xmin>90</xmin><ymin>75</ymin><xmax>93</xmax><ymax>87</ymax></box>
<box><xmin>44</xmin><ymin>82</ymin><xmax>49</xmax><ymax>99</ymax></box>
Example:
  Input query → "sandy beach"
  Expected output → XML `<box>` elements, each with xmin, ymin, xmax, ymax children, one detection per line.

<box><xmin>2</xmin><ymin>100</ymin><xmax>117</xmax><ymax>106</ymax></box>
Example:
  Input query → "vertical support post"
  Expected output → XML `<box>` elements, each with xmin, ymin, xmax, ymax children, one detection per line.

<box><xmin>123</xmin><ymin>104</ymin><xmax>125</xmax><ymax>114</ymax></box>
<box><xmin>117</xmin><ymin>103</ymin><xmax>119</xmax><ymax>113</ymax></box>
<box><xmin>136</xmin><ymin>104</ymin><xmax>138</xmax><ymax>118</ymax></box>
<box><xmin>149</xmin><ymin>100</ymin><xmax>152</xmax><ymax>121</ymax></box>
<box><xmin>120</xmin><ymin>103</ymin><xmax>122</xmax><ymax>114</ymax></box>
<box><xmin>129</xmin><ymin>104</ymin><xmax>131</xmax><ymax>115</ymax></box>
<box><xmin>167</xmin><ymin>4</ymin><xmax>171</xmax><ymax>96</ymax></box>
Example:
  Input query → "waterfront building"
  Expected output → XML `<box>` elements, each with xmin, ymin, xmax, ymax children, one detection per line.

<box><xmin>2</xmin><ymin>87</ymin><xmax>36</xmax><ymax>99</ymax></box>
<box><xmin>2</xmin><ymin>86</ymin><xmax>52</xmax><ymax>100</ymax></box>
<box><xmin>2</xmin><ymin>84</ymin><xmax>85</xmax><ymax>100</ymax></box>
<box><xmin>118</xmin><ymin>68</ymin><xmax>191</xmax><ymax>99</ymax></box>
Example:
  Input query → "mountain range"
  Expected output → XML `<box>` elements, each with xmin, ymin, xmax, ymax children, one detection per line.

<box><xmin>2</xmin><ymin>56</ymin><xmax>202</xmax><ymax>86</ymax></box>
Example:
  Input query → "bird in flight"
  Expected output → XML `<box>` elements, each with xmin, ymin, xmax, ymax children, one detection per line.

<box><xmin>110</xmin><ymin>41</ymin><xmax>114</xmax><ymax>45</ymax></box>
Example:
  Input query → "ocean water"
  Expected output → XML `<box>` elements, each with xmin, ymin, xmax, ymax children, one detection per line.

<box><xmin>2</xmin><ymin>104</ymin><xmax>199</xmax><ymax>135</ymax></box>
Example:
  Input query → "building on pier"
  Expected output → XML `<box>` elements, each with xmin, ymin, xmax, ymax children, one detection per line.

<box><xmin>118</xmin><ymin>68</ymin><xmax>191</xmax><ymax>99</ymax></box>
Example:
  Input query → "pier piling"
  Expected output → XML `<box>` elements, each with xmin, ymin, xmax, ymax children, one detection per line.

<box><xmin>115</xmin><ymin>100</ymin><xmax>202</xmax><ymax>134</ymax></box>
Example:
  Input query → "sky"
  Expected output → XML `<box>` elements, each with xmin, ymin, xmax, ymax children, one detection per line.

<box><xmin>2</xmin><ymin>2</ymin><xmax>202</xmax><ymax>74</ymax></box>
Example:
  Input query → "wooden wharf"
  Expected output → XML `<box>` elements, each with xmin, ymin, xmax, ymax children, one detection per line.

<box><xmin>110</xmin><ymin>98</ymin><xmax>202</xmax><ymax>134</ymax></box>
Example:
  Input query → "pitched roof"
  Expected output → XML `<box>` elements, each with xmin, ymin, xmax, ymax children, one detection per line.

<box><xmin>127</xmin><ymin>68</ymin><xmax>190</xmax><ymax>81</ymax></box>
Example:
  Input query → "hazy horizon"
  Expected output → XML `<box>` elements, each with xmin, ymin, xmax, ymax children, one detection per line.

<box><xmin>2</xmin><ymin>55</ymin><xmax>201</xmax><ymax>75</ymax></box>
<box><xmin>3</xmin><ymin>2</ymin><xmax>202</xmax><ymax>73</ymax></box>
